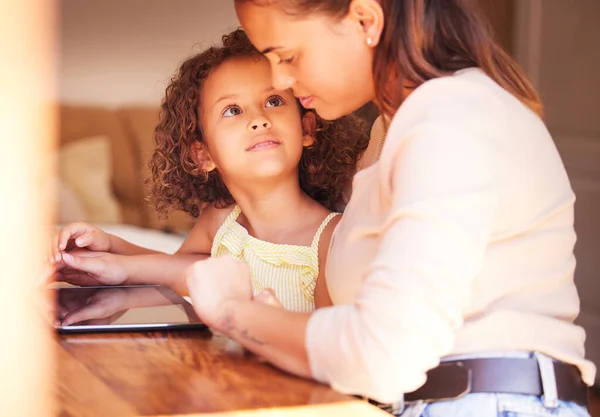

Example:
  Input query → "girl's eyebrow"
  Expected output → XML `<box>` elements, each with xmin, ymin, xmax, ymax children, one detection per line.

<box><xmin>214</xmin><ymin>87</ymin><xmax>278</xmax><ymax>106</ymax></box>
<box><xmin>214</xmin><ymin>93</ymin><xmax>238</xmax><ymax>105</ymax></box>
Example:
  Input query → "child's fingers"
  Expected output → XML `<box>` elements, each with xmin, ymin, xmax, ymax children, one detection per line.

<box><xmin>57</xmin><ymin>226</ymin><xmax>79</xmax><ymax>251</ymax></box>
<box><xmin>73</xmin><ymin>232</ymin><xmax>92</xmax><ymax>248</ymax></box>
<box><xmin>57</xmin><ymin>223</ymin><xmax>90</xmax><ymax>251</ymax></box>
<box><xmin>61</xmin><ymin>252</ymin><xmax>105</xmax><ymax>277</ymax></box>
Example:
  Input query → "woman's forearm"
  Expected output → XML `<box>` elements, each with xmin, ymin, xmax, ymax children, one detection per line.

<box><xmin>217</xmin><ymin>300</ymin><xmax>312</xmax><ymax>378</ymax></box>
<box><xmin>124</xmin><ymin>253</ymin><xmax>209</xmax><ymax>295</ymax></box>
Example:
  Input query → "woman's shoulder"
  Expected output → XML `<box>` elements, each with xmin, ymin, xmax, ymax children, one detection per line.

<box><xmin>385</xmin><ymin>68</ymin><xmax>534</xmax><ymax>146</ymax></box>
<box><xmin>417</xmin><ymin>68</ymin><xmax>502</xmax><ymax>97</ymax></box>
<box><xmin>399</xmin><ymin>68</ymin><xmax>508</xmax><ymax>122</ymax></box>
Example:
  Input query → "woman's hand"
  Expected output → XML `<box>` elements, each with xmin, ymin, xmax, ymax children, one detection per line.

<box><xmin>185</xmin><ymin>256</ymin><xmax>311</xmax><ymax>378</ymax></box>
<box><xmin>184</xmin><ymin>256</ymin><xmax>253</xmax><ymax>330</ymax></box>
<box><xmin>254</xmin><ymin>288</ymin><xmax>284</xmax><ymax>308</ymax></box>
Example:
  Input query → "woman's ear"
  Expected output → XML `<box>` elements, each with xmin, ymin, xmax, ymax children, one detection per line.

<box><xmin>348</xmin><ymin>0</ymin><xmax>384</xmax><ymax>47</ymax></box>
<box><xmin>301</xmin><ymin>111</ymin><xmax>317</xmax><ymax>147</ymax></box>
<box><xmin>190</xmin><ymin>141</ymin><xmax>216</xmax><ymax>172</ymax></box>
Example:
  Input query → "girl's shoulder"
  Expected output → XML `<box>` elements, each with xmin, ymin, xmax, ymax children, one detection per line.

<box><xmin>177</xmin><ymin>203</ymin><xmax>236</xmax><ymax>254</ymax></box>
<box><xmin>200</xmin><ymin>203</ymin><xmax>237</xmax><ymax>234</ymax></box>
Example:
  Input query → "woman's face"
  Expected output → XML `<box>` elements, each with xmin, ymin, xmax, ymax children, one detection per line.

<box><xmin>236</xmin><ymin>2</ymin><xmax>377</xmax><ymax>120</ymax></box>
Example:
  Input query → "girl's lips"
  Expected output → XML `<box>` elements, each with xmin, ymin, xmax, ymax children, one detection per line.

<box><xmin>298</xmin><ymin>96</ymin><xmax>314</xmax><ymax>108</ymax></box>
<box><xmin>246</xmin><ymin>137</ymin><xmax>281</xmax><ymax>151</ymax></box>
<box><xmin>248</xmin><ymin>141</ymin><xmax>280</xmax><ymax>151</ymax></box>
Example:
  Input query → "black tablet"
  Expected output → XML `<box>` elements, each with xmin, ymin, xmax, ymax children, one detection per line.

<box><xmin>50</xmin><ymin>284</ymin><xmax>207</xmax><ymax>333</ymax></box>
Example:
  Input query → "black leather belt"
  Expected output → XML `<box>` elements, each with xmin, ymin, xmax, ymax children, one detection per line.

<box><xmin>405</xmin><ymin>357</ymin><xmax>588</xmax><ymax>406</ymax></box>
<box><xmin>363</xmin><ymin>357</ymin><xmax>588</xmax><ymax>413</ymax></box>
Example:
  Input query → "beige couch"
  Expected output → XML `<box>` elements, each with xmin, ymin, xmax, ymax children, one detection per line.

<box><xmin>58</xmin><ymin>104</ymin><xmax>195</xmax><ymax>233</ymax></box>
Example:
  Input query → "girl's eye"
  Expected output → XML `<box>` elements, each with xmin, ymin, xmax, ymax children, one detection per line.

<box><xmin>265</xmin><ymin>96</ymin><xmax>285</xmax><ymax>108</ymax></box>
<box><xmin>223</xmin><ymin>105</ymin><xmax>242</xmax><ymax>117</ymax></box>
<box><xmin>279</xmin><ymin>56</ymin><xmax>294</xmax><ymax>65</ymax></box>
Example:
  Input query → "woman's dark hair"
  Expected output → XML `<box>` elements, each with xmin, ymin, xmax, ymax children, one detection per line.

<box><xmin>149</xmin><ymin>28</ymin><xmax>368</xmax><ymax>218</ymax></box>
<box><xmin>235</xmin><ymin>0</ymin><xmax>542</xmax><ymax>118</ymax></box>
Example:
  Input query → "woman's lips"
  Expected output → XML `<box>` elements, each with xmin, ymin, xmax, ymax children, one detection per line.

<box><xmin>298</xmin><ymin>96</ymin><xmax>314</xmax><ymax>108</ymax></box>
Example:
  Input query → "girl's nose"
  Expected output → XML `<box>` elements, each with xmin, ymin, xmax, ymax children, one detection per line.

<box><xmin>249</xmin><ymin>116</ymin><xmax>271</xmax><ymax>131</ymax></box>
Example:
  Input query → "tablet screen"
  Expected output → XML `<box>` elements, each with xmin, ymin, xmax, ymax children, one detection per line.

<box><xmin>50</xmin><ymin>285</ymin><xmax>207</xmax><ymax>333</ymax></box>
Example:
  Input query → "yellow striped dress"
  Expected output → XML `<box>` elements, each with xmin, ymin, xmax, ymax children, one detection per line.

<box><xmin>211</xmin><ymin>205</ymin><xmax>340</xmax><ymax>312</ymax></box>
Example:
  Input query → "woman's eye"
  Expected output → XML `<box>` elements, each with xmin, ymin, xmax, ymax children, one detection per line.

<box><xmin>265</xmin><ymin>96</ymin><xmax>284</xmax><ymax>108</ymax></box>
<box><xmin>223</xmin><ymin>106</ymin><xmax>242</xmax><ymax>117</ymax></box>
<box><xmin>279</xmin><ymin>56</ymin><xmax>294</xmax><ymax>65</ymax></box>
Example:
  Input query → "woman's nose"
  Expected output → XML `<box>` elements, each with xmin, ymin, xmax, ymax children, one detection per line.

<box><xmin>271</xmin><ymin>67</ymin><xmax>295</xmax><ymax>91</ymax></box>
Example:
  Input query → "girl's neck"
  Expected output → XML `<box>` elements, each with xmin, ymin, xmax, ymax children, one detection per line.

<box><xmin>226</xmin><ymin>174</ymin><xmax>328</xmax><ymax>243</ymax></box>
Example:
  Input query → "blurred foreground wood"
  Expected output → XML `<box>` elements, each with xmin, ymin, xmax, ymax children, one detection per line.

<box><xmin>0</xmin><ymin>0</ymin><xmax>56</xmax><ymax>416</ymax></box>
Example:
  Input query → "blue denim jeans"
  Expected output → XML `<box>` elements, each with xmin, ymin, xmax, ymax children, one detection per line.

<box><xmin>395</xmin><ymin>352</ymin><xmax>590</xmax><ymax>417</ymax></box>
<box><xmin>397</xmin><ymin>393</ymin><xmax>589</xmax><ymax>417</ymax></box>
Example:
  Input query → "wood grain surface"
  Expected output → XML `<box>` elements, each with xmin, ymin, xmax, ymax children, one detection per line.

<box><xmin>56</xmin><ymin>329</ymin><xmax>368</xmax><ymax>416</ymax></box>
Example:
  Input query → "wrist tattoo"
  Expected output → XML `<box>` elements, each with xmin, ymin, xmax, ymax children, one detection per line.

<box><xmin>219</xmin><ymin>308</ymin><xmax>267</xmax><ymax>346</ymax></box>
<box><xmin>237</xmin><ymin>328</ymin><xmax>266</xmax><ymax>346</ymax></box>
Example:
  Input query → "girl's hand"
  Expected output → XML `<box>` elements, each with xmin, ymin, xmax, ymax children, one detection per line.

<box><xmin>57</xmin><ymin>250</ymin><xmax>129</xmax><ymax>287</ymax></box>
<box><xmin>184</xmin><ymin>256</ymin><xmax>253</xmax><ymax>330</ymax></box>
<box><xmin>49</xmin><ymin>222</ymin><xmax>112</xmax><ymax>264</ymax></box>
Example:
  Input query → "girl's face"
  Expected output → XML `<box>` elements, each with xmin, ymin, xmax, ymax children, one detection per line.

<box><xmin>197</xmin><ymin>56</ymin><xmax>309</xmax><ymax>185</ymax></box>
<box><xmin>236</xmin><ymin>1</ymin><xmax>378</xmax><ymax>120</ymax></box>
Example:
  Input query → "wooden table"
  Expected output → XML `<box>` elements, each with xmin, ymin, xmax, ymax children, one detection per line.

<box><xmin>56</xmin><ymin>329</ymin><xmax>389</xmax><ymax>417</ymax></box>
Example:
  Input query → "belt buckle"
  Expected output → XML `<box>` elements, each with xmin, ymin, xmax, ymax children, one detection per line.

<box><xmin>534</xmin><ymin>352</ymin><xmax>559</xmax><ymax>409</ymax></box>
<box><xmin>358</xmin><ymin>396</ymin><xmax>405</xmax><ymax>415</ymax></box>
<box><xmin>376</xmin><ymin>399</ymin><xmax>405</xmax><ymax>415</ymax></box>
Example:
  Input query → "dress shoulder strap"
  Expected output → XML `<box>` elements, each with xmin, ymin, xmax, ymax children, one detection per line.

<box><xmin>224</xmin><ymin>204</ymin><xmax>241</xmax><ymax>223</ymax></box>
<box><xmin>210</xmin><ymin>205</ymin><xmax>242</xmax><ymax>256</ymax></box>
<box><xmin>310</xmin><ymin>212</ymin><xmax>341</xmax><ymax>251</ymax></box>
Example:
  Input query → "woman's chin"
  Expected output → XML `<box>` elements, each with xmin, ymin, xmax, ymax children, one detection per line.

<box><xmin>312</xmin><ymin>102</ymin><xmax>361</xmax><ymax>121</ymax></box>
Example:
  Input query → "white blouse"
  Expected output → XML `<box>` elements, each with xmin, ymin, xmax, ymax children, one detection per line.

<box><xmin>305</xmin><ymin>68</ymin><xmax>596</xmax><ymax>403</ymax></box>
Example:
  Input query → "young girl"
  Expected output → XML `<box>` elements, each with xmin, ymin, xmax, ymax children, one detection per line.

<box><xmin>49</xmin><ymin>29</ymin><xmax>368</xmax><ymax>318</ymax></box>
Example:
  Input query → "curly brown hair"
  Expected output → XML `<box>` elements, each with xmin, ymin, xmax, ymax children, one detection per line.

<box><xmin>149</xmin><ymin>28</ymin><xmax>368</xmax><ymax>218</ymax></box>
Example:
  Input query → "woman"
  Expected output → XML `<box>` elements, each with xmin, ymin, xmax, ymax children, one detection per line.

<box><xmin>185</xmin><ymin>1</ymin><xmax>595</xmax><ymax>416</ymax></box>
